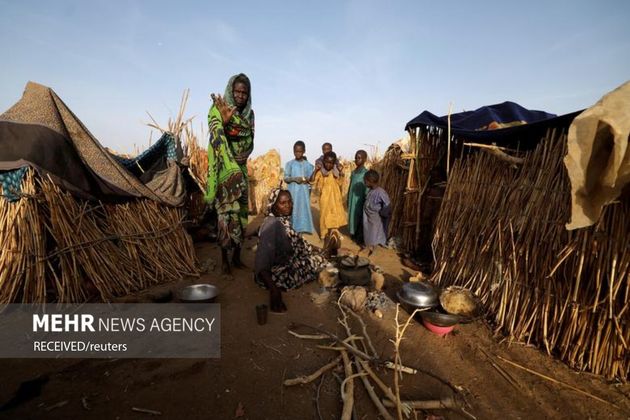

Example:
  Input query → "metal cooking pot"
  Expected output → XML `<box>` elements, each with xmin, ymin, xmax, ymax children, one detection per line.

<box><xmin>340</xmin><ymin>256</ymin><xmax>370</xmax><ymax>268</ymax></box>
<box><xmin>397</xmin><ymin>282</ymin><xmax>439</xmax><ymax>309</ymax></box>
<box><xmin>338</xmin><ymin>265</ymin><xmax>371</xmax><ymax>286</ymax></box>
<box><xmin>338</xmin><ymin>256</ymin><xmax>371</xmax><ymax>286</ymax></box>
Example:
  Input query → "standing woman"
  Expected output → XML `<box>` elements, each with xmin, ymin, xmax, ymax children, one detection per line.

<box><xmin>206</xmin><ymin>73</ymin><xmax>255</xmax><ymax>274</ymax></box>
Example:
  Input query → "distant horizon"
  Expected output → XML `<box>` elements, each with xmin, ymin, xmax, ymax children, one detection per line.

<box><xmin>2</xmin><ymin>0</ymin><xmax>629</xmax><ymax>164</ymax></box>
<box><xmin>2</xmin><ymin>78</ymin><xmax>615</xmax><ymax>164</ymax></box>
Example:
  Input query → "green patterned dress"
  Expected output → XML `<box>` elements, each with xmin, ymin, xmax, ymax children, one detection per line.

<box><xmin>205</xmin><ymin>74</ymin><xmax>254</xmax><ymax>250</ymax></box>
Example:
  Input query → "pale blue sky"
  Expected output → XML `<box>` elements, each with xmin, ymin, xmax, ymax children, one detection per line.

<box><xmin>1</xmin><ymin>0</ymin><xmax>629</xmax><ymax>163</ymax></box>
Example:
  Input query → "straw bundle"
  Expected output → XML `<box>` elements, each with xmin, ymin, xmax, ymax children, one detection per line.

<box><xmin>147</xmin><ymin>89</ymin><xmax>193</xmax><ymax>142</ymax></box>
<box><xmin>247</xmin><ymin>150</ymin><xmax>281</xmax><ymax>214</ymax></box>
<box><xmin>0</xmin><ymin>170</ymin><xmax>47</xmax><ymax>302</ymax></box>
<box><xmin>0</xmin><ymin>170</ymin><xmax>198</xmax><ymax>303</ymax></box>
<box><xmin>183</xmin><ymin>121</ymin><xmax>208</xmax><ymax>191</ymax></box>
<box><xmin>431</xmin><ymin>129</ymin><xmax>629</xmax><ymax>380</ymax></box>
<box><xmin>183</xmin><ymin>121</ymin><xmax>209</xmax><ymax>224</ymax></box>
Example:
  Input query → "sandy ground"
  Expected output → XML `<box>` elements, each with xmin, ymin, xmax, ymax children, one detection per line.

<box><xmin>0</xmin><ymin>213</ymin><xmax>628</xmax><ymax>420</ymax></box>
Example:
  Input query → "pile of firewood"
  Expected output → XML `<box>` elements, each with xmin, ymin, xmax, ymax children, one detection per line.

<box><xmin>284</xmin><ymin>298</ymin><xmax>471</xmax><ymax>419</ymax></box>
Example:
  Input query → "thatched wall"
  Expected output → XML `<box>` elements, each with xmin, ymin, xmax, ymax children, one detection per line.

<box><xmin>379</xmin><ymin>130</ymin><xmax>444</xmax><ymax>257</ymax></box>
<box><xmin>0</xmin><ymin>170</ymin><xmax>198</xmax><ymax>303</ymax></box>
<box><xmin>431</xmin><ymin>129</ymin><xmax>628</xmax><ymax>380</ymax></box>
<box><xmin>379</xmin><ymin>121</ymin><xmax>628</xmax><ymax>379</ymax></box>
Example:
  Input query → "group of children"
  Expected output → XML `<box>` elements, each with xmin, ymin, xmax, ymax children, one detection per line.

<box><xmin>284</xmin><ymin>141</ymin><xmax>391</xmax><ymax>254</ymax></box>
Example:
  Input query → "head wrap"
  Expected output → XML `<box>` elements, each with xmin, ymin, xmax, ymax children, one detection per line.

<box><xmin>224</xmin><ymin>73</ymin><xmax>253</xmax><ymax>122</ymax></box>
<box><xmin>266</xmin><ymin>187</ymin><xmax>283</xmax><ymax>216</ymax></box>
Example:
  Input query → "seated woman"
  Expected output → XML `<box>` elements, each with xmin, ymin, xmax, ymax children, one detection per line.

<box><xmin>255</xmin><ymin>188</ymin><xmax>327</xmax><ymax>312</ymax></box>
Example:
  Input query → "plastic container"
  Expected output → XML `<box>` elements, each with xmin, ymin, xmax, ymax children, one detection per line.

<box><xmin>422</xmin><ymin>319</ymin><xmax>455</xmax><ymax>336</ymax></box>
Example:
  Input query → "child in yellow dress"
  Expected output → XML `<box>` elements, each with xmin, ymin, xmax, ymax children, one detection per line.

<box><xmin>310</xmin><ymin>151</ymin><xmax>347</xmax><ymax>238</ymax></box>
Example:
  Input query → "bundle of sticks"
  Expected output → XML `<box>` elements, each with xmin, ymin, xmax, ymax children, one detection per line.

<box><xmin>379</xmin><ymin>129</ymin><xmax>444</xmax><ymax>254</ymax></box>
<box><xmin>0</xmin><ymin>170</ymin><xmax>48</xmax><ymax>302</ymax></box>
<box><xmin>431</xmin><ymin>128</ymin><xmax>629</xmax><ymax>380</ymax></box>
<box><xmin>183</xmin><ymin>120</ymin><xmax>208</xmax><ymax>190</ymax></box>
<box><xmin>284</xmin><ymin>299</ymin><xmax>472</xmax><ymax>419</ymax></box>
<box><xmin>0</xmin><ymin>171</ymin><xmax>198</xmax><ymax>303</ymax></box>
<box><xmin>379</xmin><ymin>144</ymin><xmax>408</xmax><ymax>242</ymax></box>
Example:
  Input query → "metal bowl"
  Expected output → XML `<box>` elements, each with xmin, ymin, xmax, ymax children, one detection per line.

<box><xmin>179</xmin><ymin>284</ymin><xmax>219</xmax><ymax>303</ymax></box>
<box><xmin>396</xmin><ymin>282</ymin><xmax>439</xmax><ymax>309</ymax></box>
<box><xmin>420</xmin><ymin>310</ymin><xmax>460</xmax><ymax>327</ymax></box>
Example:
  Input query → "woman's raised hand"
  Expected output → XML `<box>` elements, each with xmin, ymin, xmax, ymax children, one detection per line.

<box><xmin>211</xmin><ymin>93</ymin><xmax>236</xmax><ymax>124</ymax></box>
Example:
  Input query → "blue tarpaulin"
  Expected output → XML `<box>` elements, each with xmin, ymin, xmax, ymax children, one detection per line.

<box><xmin>405</xmin><ymin>101</ymin><xmax>582</xmax><ymax>145</ymax></box>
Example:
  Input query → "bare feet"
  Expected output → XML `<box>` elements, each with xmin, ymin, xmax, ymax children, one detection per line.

<box><xmin>270</xmin><ymin>289</ymin><xmax>287</xmax><ymax>313</ymax></box>
<box><xmin>221</xmin><ymin>262</ymin><xmax>231</xmax><ymax>275</ymax></box>
<box><xmin>260</xmin><ymin>271</ymin><xmax>286</xmax><ymax>312</ymax></box>
<box><xmin>231</xmin><ymin>246</ymin><xmax>246</xmax><ymax>269</ymax></box>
